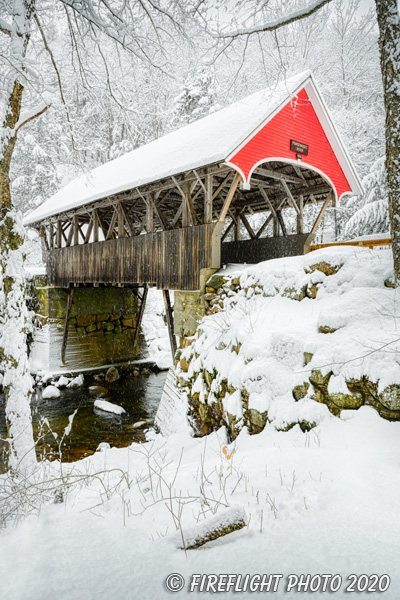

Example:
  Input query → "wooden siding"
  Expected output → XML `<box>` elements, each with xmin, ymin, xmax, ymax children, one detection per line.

<box><xmin>228</xmin><ymin>88</ymin><xmax>351</xmax><ymax>200</ymax></box>
<box><xmin>47</xmin><ymin>224</ymin><xmax>214</xmax><ymax>290</ymax></box>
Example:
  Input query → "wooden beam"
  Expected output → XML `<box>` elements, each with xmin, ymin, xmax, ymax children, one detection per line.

<box><xmin>171</xmin><ymin>175</ymin><xmax>186</xmax><ymax>198</ymax></box>
<box><xmin>145</xmin><ymin>193</ymin><xmax>155</xmax><ymax>233</ymax></box>
<box><xmin>222</xmin><ymin>219</ymin><xmax>235</xmax><ymax>242</ymax></box>
<box><xmin>212</xmin><ymin>172</ymin><xmax>234</xmax><ymax>201</ymax></box>
<box><xmin>56</xmin><ymin>220</ymin><xmax>62</xmax><ymax>248</ymax></box>
<box><xmin>181</xmin><ymin>182</ymin><xmax>190</xmax><ymax>227</ymax></box>
<box><xmin>255</xmin><ymin>213</ymin><xmax>274</xmax><ymax>239</ymax></box>
<box><xmin>97</xmin><ymin>211</ymin><xmax>108</xmax><ymax>240</ymax></box>
<box><xmin>61</xmin><ymin>287</ymin><xmax>74</xmax><ymax>364</ymax></box>
<box><xmin>228</xmin><ymin>208</ymin><xmax>241</xmax><ymax>241</ymax></box>
<box><xmin>193</xmin><ymin>169</ymin><xmax>207</xmax><ymax>193</ymax></box>
<box><xmin>240</xmin><ymin>213</ymin><xmax>255</xmax><ymax>239</ymax></box>
<box><xmin>256</xmin><ymin>166</ymin><xmax>303</xmax><ymax>185</ymax></box>
<box><xmin>49</xmin><ymin>222</ymin><xmax>54</xmax><ymax>249</ymax></box>
<box><xmin>297</xmin><ymin>195</ymin><xmax>304</xmax><ymax>234</ymax></box>
<box><xmin>73</xmin><ymin>215</ymin><xmax>79</xmax><ymax>246</ymax></box>
<box><xmin>84</xmin><ymin>214</ymin><xmax>94</xmax><ymax>243</ymax></box>
<box><xmin>66</xmin><ymin>221</ymin><xmax>74</xmax><ymax>247</ymax></box>
<box><xmin>117</xmin><ymin>203</ymin><xmax>125</xmax><ymax>238</ymax></box>
<box><xmin>170</xmin><ymin>203</ymin><xmax>183</xmax><ymax>228</ymax></box>
<box><xmin>61</xmin><ymin>222</ymin><xmax>68</xmax><ymax>244</ymax></box>
<box><xmin>281</xmin><ymin>180</ymin><xmax>300</xmax><ymax>215</ymax></box>
<box><xmin>132</xmin><ymin>287</ymin><xmax>148</xmax><ymax>349</ymax></box>
<box><xmin>120</xmin><ymin>203</ymin><xmax>135</xmax><ymax>236</ymax></box>
<box><xmin>162</xmin><ymin>290</ymin><xmax>176</xmax><ymax>360</ymax></box>
<box><xmin>34</xmin><ymin>164</ymin><xmax>232</xmax><ymax>227</ymax></box>
<box><xmin>106</xmin><ymin>207</ymin><xmax>118</xmax><ymax>240</ymax></box>
<box><xmin>93</xmin><ymin>209</ymin><xmax>99</xmax><ymax>242</ymax></box>
<box><xmin>277</xmin><ymin>210</ymin><xmax>287</xmax><ymax>236</ymax></box>
<box><xmin>185</xmin><ymin>183</ymin><xmax>200</xmax><ymax>225</ymax></box>
<box><xmin>311</xmin><ymin>192</ymin><xmax>332</xmax><ymax>235</ymax></box>
<box><xmin>218</xmin><ymin>173</ymin><xmax>241</xmax><ymax>222</ymax></box>
<box><xmin>152</xmin><ymin>193</ymin><xmax>170</xmax><ymax>230</ymax></box>
<box><xmin>204</xmin><ymin>172</ymin><xmax>213</xmax><ymax>224</ymax></box>
<box><xmin>258</xmin><ymin>186</ymin><xmax>277</xmax><ymax>220</ymax></box>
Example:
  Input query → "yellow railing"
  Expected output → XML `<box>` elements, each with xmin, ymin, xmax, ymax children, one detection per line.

<box><xmin>309</xmin><ymin>238</ymin><xmax>392</xmax><ymax>252</ymax></box>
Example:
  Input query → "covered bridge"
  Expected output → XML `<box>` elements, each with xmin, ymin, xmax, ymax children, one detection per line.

<box><xmin>25</xmin><ymin>70</ymin><xmax>362</xmax><ymax>292</ymax></box>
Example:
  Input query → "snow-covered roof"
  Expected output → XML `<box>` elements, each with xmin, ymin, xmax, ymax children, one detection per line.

<box><xmin>24</xmin><ymin>71</ymin><xmax>315</xmax><ymax>225</ymax></box>
<box><xmin>24</xmin><ymin>70</ymin><xmax>361</xmax><ymax>225</ymax></box>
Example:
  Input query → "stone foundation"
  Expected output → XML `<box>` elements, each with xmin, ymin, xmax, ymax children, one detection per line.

<box><xmin>30</xmin><ymin>280</ymin><xmax>146</xmax><ymax>372</ymax></box>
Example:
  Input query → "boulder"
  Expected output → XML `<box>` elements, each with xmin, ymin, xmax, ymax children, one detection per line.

<box><xmin>68</xmin><ymin>374</ymin><xmax>84</xmax><ymax>388</ymax></box>
<box><xmin>206</xmin><ymin>274</ymin><xmax>227</xmax><ymax>291</ymax></box>
<box><xmin>89</xmin><ymin>385</ymin><xmax>109</xmax><ymax>397</ymax></box>
<box><xmin>380</xmin><ymin>385</ymin><xmax>400</xmax><ymax>410</ymax></box>
<box><xmin>42</xmin><ymin>385</ymin><xmax>61</xmax><ymax>399</ymax></box>
<box><xmin>56</xmin><ymin>376</ymin><xmax>70</xmax><ymax>388</ymax></box>
<box><xmin>94</xmin><ymin>399</ymin><xmax>126</xmax><ymax>415</ymax></box>
<box><xmin>105</xmin><ymin>366</ymin><xmax>120</xmax><ymax>383</ymax></box>
<box><xmin>292</xmin><ymin>382</ymin><xmax>309</xmax><ymax>401</ymax></box>
<box><xmin>308</xmin><ymin>261</ymin><xmax>342</xmax><ymax>276</ymax></box>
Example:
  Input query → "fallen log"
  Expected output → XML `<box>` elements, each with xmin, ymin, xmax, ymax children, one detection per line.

<box><xmin>177</xmin><ymin>506</ymin><xmax>247</xmax><ymax>550</ymax></box>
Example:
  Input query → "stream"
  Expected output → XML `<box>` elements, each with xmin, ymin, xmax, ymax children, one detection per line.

<box><xmin>0</xmin><ymin>369</ymin><xmax>167</xmax><ymax>472</ymax></box>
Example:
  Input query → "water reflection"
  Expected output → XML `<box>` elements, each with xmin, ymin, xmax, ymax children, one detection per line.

<box><xmin>0</xmin><ymin>371</ymin><xmax>167</xmax><ymax>470</ymax></box>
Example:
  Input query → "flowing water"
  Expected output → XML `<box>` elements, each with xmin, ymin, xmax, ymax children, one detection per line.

<box><xmin>0</xmin><ymin>370</ymin><xmax>167</xmax><ymax>472</ymax></box>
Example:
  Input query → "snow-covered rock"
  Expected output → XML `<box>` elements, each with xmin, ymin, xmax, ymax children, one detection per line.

<box><xmin>131</xmin><ymin>420</ymin><xmax>147</xmax><ymax>429</ymax></box>
<box><xmin>42</xmin><ymin>385</ymin><xmax>61</xmax><ymax>399</ymax></box>
<box><xmin>56</xmin><ymin>376</ymin><xmax>70</xmax><ymax>388</ymax></box>
<box><xmin>94</xmin><ymin>399</ymin><xmax>126</xmax><ymax>415</ymax></box>
<box><xmin>96</xmin><ymin>442</ymin><xmax>111</xmax><ymax>452</ymax></box>
<box><xmin>68</xmin><ymin>374</ymin><xmax>84</xmax><ymax>389</ymax></box>
<box><xmin>175</xmin><ymin>247</ymin><xmax>400</xmax><ymax>438</ymax></box>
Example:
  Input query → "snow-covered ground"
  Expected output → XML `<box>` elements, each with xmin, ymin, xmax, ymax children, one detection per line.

<box><xmin>1</xmin><ymin>247</ymin><xmax>399</xmax><ymax>599</ymax></box>
<box><xmin>0</xmin><ymin>411</ymin><xmax>399</xmax><ymax>599</ymax></box>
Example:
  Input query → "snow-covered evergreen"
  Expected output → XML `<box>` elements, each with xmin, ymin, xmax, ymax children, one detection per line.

<box><xmin>171</xmin><ymin>65</ymin><xmax>219</xmax><ymax>128</ymax></box>
<box><xmin>344</xmin><ymin>156</ymin><xmax>389</xmax><ymax>239</ymax></box>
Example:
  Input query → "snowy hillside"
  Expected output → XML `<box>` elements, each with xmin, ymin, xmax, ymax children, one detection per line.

<box><xmin>175</xmin><ymin>247</ymin><xmax>399</xmax><ymax>439</ymax></box>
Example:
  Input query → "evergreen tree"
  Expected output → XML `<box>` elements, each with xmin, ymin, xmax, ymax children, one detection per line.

<box><xmin>344</xmin><ymin>156</ymin><xmax>389</xmax><ymax>239</ymax></box>
<box><xmin>171</xmin><ymin>65</ymin><xmax>219</xmax><ymax>128</ymax></box>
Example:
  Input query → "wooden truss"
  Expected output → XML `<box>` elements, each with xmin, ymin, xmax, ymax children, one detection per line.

<box><xmin>38</xmin><ymin>160</ymin><xmax>333</xmax><ymax>253</ymax></box>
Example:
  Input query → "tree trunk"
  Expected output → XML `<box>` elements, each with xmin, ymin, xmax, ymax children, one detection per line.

<box><xmin>0</xmin><ymin>2</ymin><xmax>36</xmax><ymax>470</ymax></box>
<box><xmin>375</xmin><ymin>0</ymin><xmax>400</xmax><ymax>284</ymax></box>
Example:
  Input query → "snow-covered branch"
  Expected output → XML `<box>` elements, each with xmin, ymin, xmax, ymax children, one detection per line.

<box><xmin>214</xmin><ymin>0</ymin><xmax>333</xmax><ymax>39</ymax></box>
<box><xmin>15</xmin><ymin>102</ymin><xmax>49</xmax><ymax>134</ymax></box>
<box><xmin>0</xmin><ymin>17</ymin><xmax>12</xmax><ymax>36</ymax></box>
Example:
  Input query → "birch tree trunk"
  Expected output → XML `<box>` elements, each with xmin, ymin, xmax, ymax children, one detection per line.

<box><xmin>0</xmin><ymin>1</ymin><xmax>36</xmax><ymax>470</ymax></box>
<box><xmin>375</xmin><ymin>0</ymin><xmax>400</xmax><ymax>284</ymax></box>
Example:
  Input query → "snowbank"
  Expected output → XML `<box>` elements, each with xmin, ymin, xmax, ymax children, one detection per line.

<box><xmin>175</xmin><ymin>246</ymin><xmax>399</xmax><ymax>437</ymax></box>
